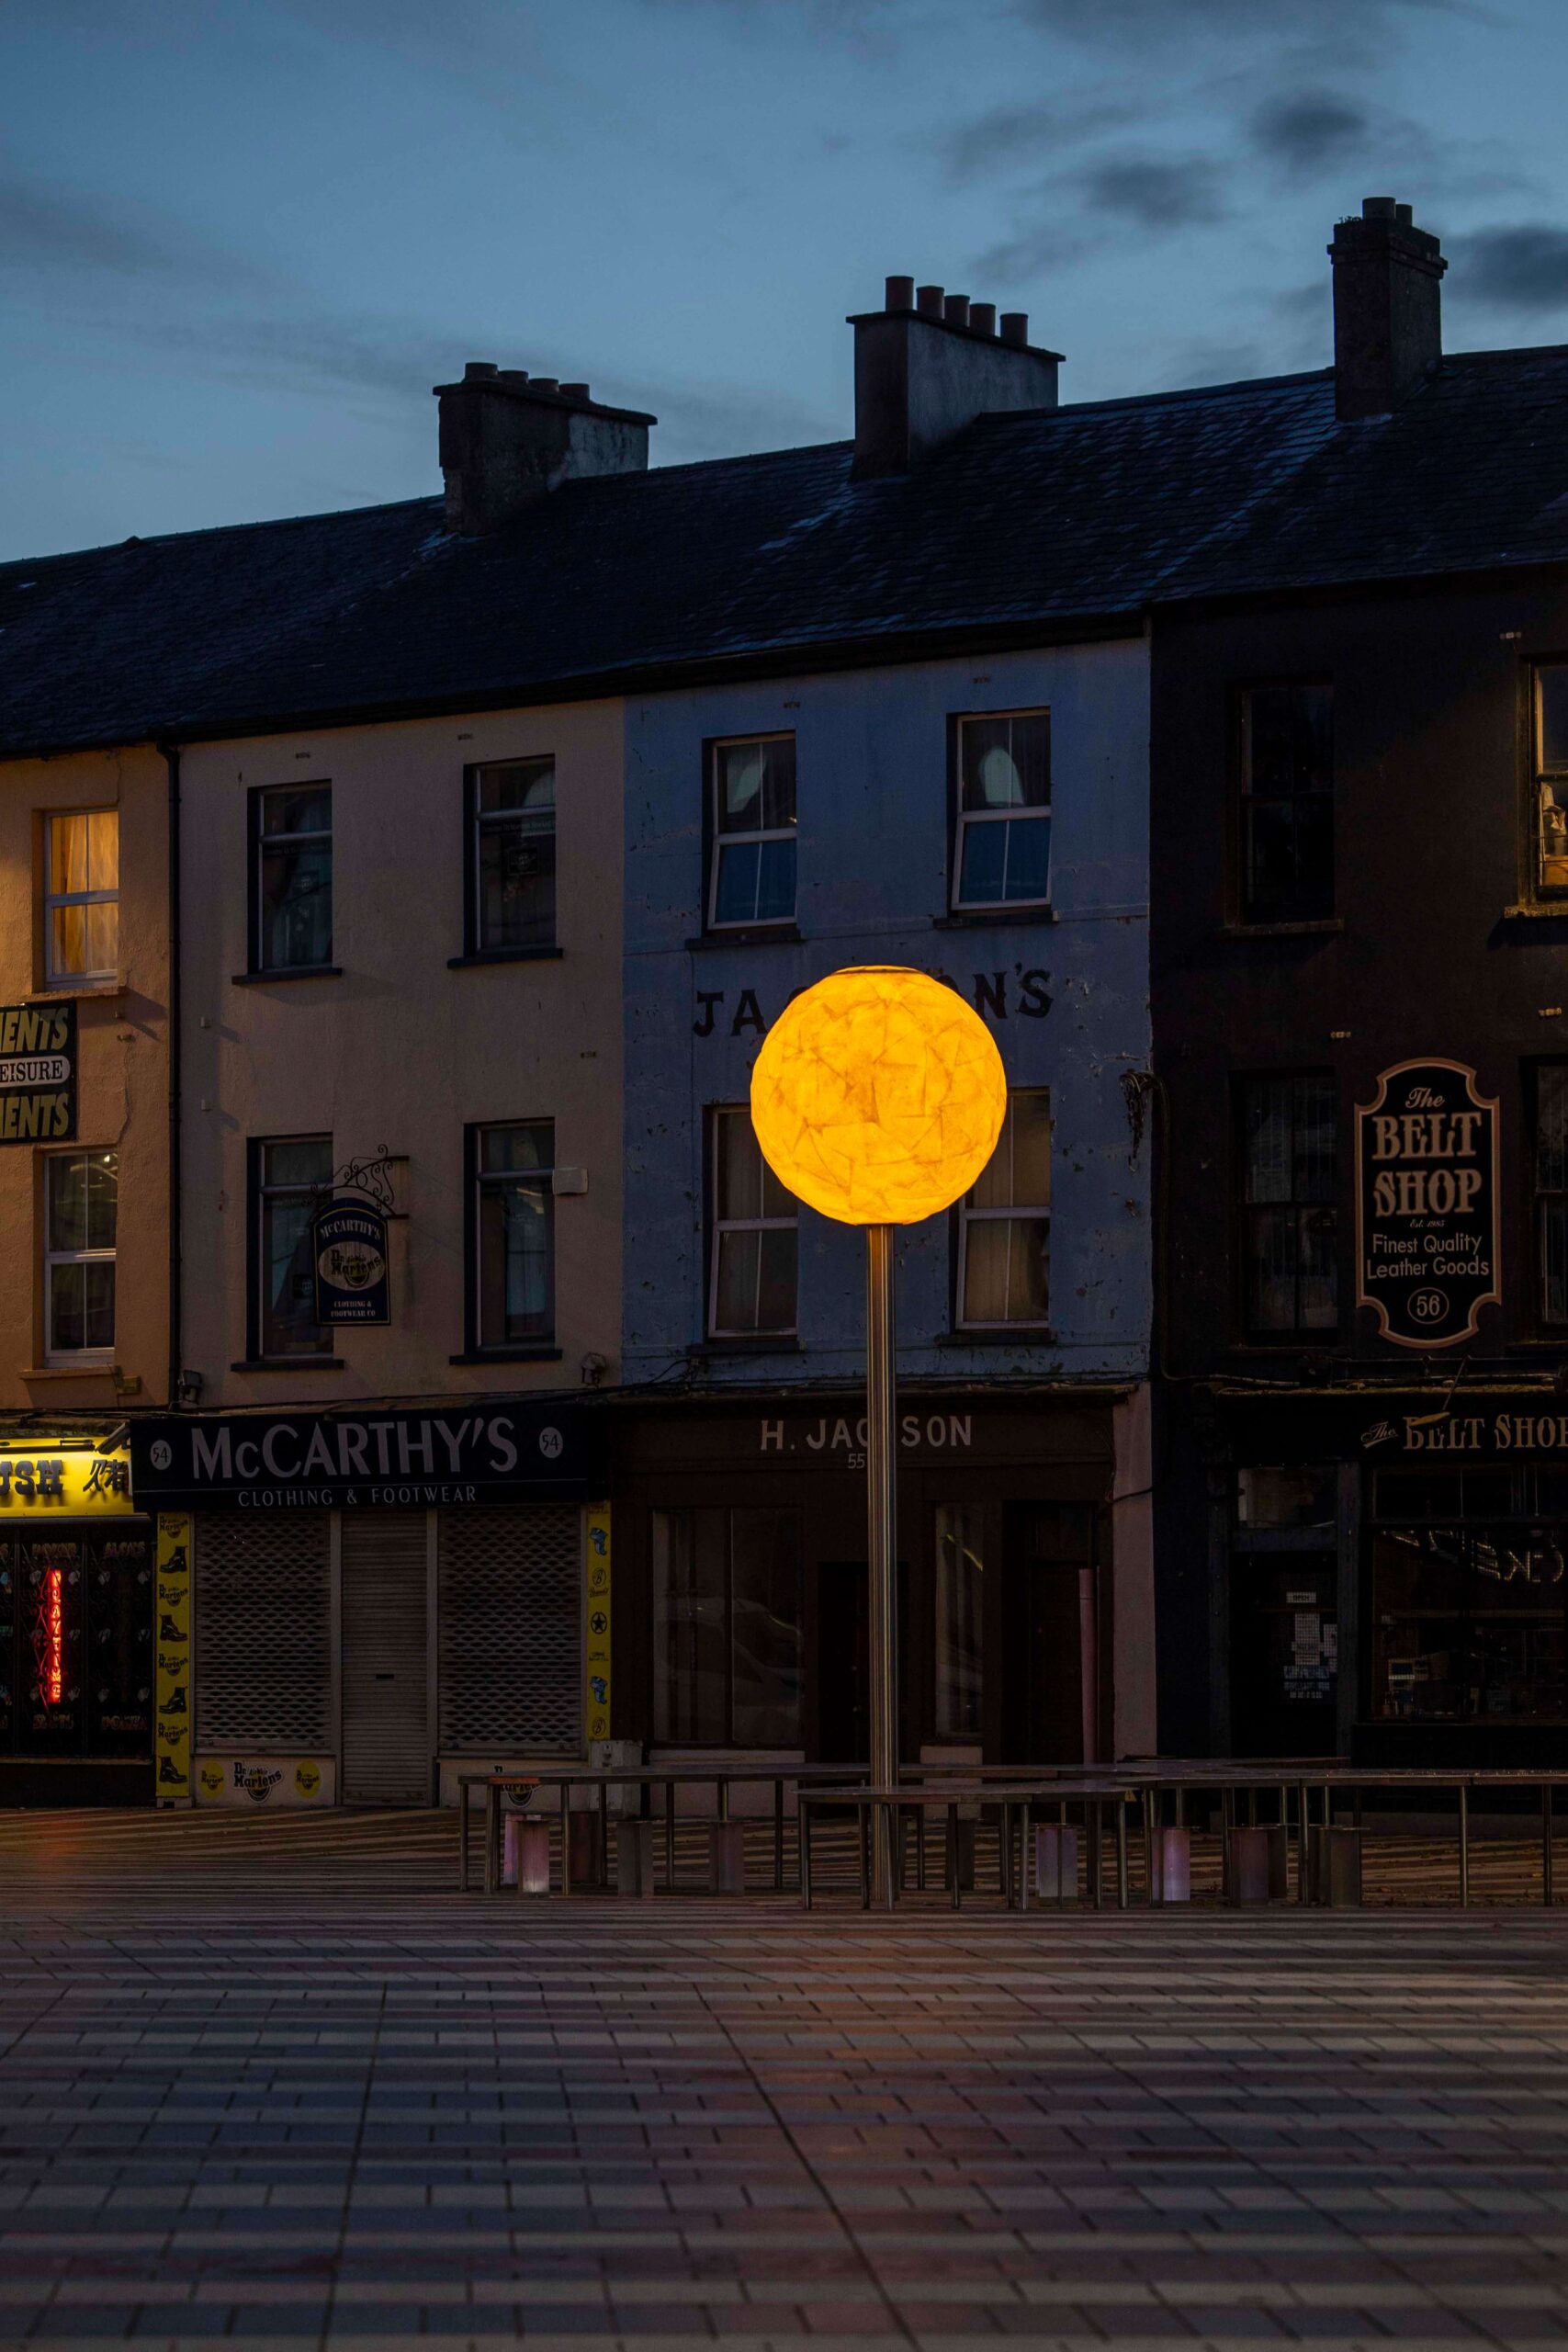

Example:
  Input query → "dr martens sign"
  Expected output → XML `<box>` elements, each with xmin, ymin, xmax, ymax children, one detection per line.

<box><xmin>1355</xmin><ymin>1059</ymin><xmax>1500</xmax><ymax>1350</ymax></box>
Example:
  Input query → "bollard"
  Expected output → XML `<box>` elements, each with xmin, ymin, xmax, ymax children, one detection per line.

<box><xmin>1034</xmin><ymin>1824</ymin><xmax>1079</xmax><ymax>1902</ymax></box>
<box><xmin>1266</xmin><ymin>1824</ymin><xmax>1291</xmax><ymax>1901</ymax></box>
<box><xmin>615</xmin><ymin>1818</ymin><xmax>657</xmax><ymax>1897</ymax></box>
<box><xmin>1309</xmin><ymin>1824</ymin><xmax>1363</xmax><ymax>1907</ymax></box>
<box><xmin>566</xmin><ymin>1809</ymin><xmax>604</xmax><ymax>1891</ymax></box>
<box><xmin>509</xmin><ymin>1816</ymin><xmax>551</xmax><ymax>1896</ymax></box>
<box><xmin>1227</xmin><ymin>1825</ymin><xmax>1270</xmax><ymax>1905</ymax></box>
<box><xmin>1149</xmin><ymin>1826</ymin><xmax>1191</xmax><ymax>1904</ymax></box>
<box><xmin>707</xmin><ymin>1820</ymin><xmax>746</xmax><ymax>1894</ymax></box>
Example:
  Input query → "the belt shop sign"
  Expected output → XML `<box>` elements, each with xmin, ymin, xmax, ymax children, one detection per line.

<box><xmin>1356</xmin><ymin>1057</ymin><xmax>1500</xmax><ymax>1348</ymax></box>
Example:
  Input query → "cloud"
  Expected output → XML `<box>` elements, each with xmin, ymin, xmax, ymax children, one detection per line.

<box><xmin>1012</xmin><ymin>0</ymin><xmax>1457</xmax><ymax>47</ymax></box>
<box><xmin>1079</xmin><ymin>154</ymin><xmax>1228</xmax><ymax>228</ymax></box>
<box><xmin>0</xmin><ymin>175</ymin><xmax>259</xmax><ymax>287</ymax></box>
<box><xmin>942</xmin><ymin>96</ymin><xmax>1141</xmax><ymax>187</ymax></box>
<box><xmin>1453</xmin><ymin>224</ymin><xmax>1568</xmax><ymax>313</ymax></box>
<box><xmin>1249</xmin><ymin>91</ymin><xmax>1368</xmax><ymax>175</ymax></box>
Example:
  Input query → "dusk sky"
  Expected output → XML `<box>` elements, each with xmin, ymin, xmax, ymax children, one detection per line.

<box><xmin>5</xmin><ymin>0</ymin><xmax>1568</xmax><ymax>560</ymax></box>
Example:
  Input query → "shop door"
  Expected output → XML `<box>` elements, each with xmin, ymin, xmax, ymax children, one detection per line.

<box><xmin>1002</xmin><ymin>1506</ymin><xmax>1097</xmax><ymax>1765</ymax></box>
<box><xmin>341</xmin><ymin>1513</ymin><xmax>430</xmax><ymax>1804</ymax></box>
<box><xmin>1229</xmin><ymin>1553</ymin><xmax>1337</xmax><ymax>1758</ymax></box>
<box><xmin>811</xmin><ymin>1562</ymin><xmax>908</xmax><ymax>1766</ymax></box>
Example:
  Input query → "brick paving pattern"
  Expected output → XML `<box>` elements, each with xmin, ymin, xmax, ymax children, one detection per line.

<box><xmin>1</xmin><ymin>1810</ymin><xmax>1567</xmax><ymax>2350</ymax></box>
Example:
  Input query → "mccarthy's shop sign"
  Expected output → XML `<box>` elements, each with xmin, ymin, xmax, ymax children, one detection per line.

<box><xmin>130</xmin><ymin>1404</ymin><xmax>590</xmax><ymax>1509</ymax></box>
<box><xmin>0</xmin><ymin>1001</ymin><xmax>74</xmax><ymax>1144</ymax></box>
<box><xmin>1356</xmin><ymin>1059</ymin><xmax>1500</xmax><ymax>1349</ymax></box>
<box><xmin>313</xmin><ymin>1195</ymin><xmax>389</xmax><ymax>1325</ymax></box>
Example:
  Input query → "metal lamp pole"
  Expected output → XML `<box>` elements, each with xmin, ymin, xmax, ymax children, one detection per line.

<box><xmin>865</xmin><ymin>1223</ymin><xmax>897</xmax><ymax>1907</ymax></box>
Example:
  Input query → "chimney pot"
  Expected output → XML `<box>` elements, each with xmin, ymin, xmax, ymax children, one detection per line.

<box><xmin>1395</xmin><ymin>201</ymin><xmax>1413</xmax><ymax>227</ymax></box>
<box><xmin>999</xmin><ymin>311</ymin><xmax>1029</xmax><ymax>347</ymax></box>
<box><xmin>969</xmin><ymin>301</ymin><xmax>997</xmax><ymax>337</ymax></box>
<box><xmin>885</xmin><ymin>274</ymin><xmax>915</xmax><ymax>311</ymax></box>
<box><xmin>916</xmin><ymin>283</ymin><xmax>944</xmax><ymax>317</ymax></box>
<box><xmin>530</xmin><ymin>377</ymin><xmax>559</xmax><ymax>394</ymax></box>
<box><xmin>942</xmin><ymin>293</ymin><xmax>970</xmax><ymax>327</ymax></box>
<box><xmin>560</xmin><ymin>382</ymin><xmax>591</xmax><ymax>401</ymax></box>
<box><xmin>464</xmin><ymin>361</ymin><xmax>498</xmax><ymax>379</ymax></box>
<box><xmin>1363</xmin><ymin>196</ymin><xmax>1397</xmax><ymax>219</ymax></box>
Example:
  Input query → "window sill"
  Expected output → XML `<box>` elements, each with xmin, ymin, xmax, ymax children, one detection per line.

<box><xmin>22</xmin><ymin>1362</ymin><xmax>117</xmax><ymax>1379</ymax></box>
<box><xmin>933</xmin><ymin>906</ymin><xmax>1055</xmax><ymax>930</ymax></box>
<box><xmin>448</xmin><ymin>1347</ymin><xmax>563</xmax><ymax>1364</ymax></box>
<box><xmin>936</xmin><ymin>1328</ymin><xmax>1057</xmax><ymax>1347</ymax></box>
<box><xmin>446</xmin><ymin>946</ymin><xmax>564</xmax><ymax>969</ymax></box>
<box><xmin>1221</xmin><ymin>919</ymin><xmax>1343</xmax><ymax>940</ymax></box>
<box><xmin>231</xmin><ymin>966</ymin><xmax>342</xmax><ymax>986</ymax></box>
<box><xmin>684</xmin><ymin>925</ymin><xmax>802</xmax><ymax>951</ymax></box>
<box><xmin>688</xmin><ymin>1337</ymin><xmax>803</xmax><ymax>1356</ymax></box>
<box><xmin>231</xmin><ymin>1356</ymin><xmax>345</xmax><ymax>1373</ymax></box>
<box><xmin>26</xmin><ymin>979</ymin><xmax>124</xmax><ymax>1002</ymax></box>
<box><xmin>1501</xmin><ymin>901</ymin><xmax>1568</xmax><ymax>922</ymax></box>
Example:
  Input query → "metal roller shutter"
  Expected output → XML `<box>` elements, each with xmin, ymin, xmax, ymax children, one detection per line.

<box><xmin>341</xmin><ymin>1512</ymin><xmax>430</xmax><ymax>1805</ymax></box>
<box><xmin>438</xmin><ymin>1507</ymin><xmax>580</xmax><ymax>1754</ymax></box>
<box><xmin>194</xmin><ymin>1512</ymin><xmax>332</xmax><ymax>1749</ymax></box>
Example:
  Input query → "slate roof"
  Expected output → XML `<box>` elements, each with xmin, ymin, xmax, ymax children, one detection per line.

<box><xmin>6</xmin><ymin>345</ymin><xmax>1568</xmax><ymax>756</ymax></box>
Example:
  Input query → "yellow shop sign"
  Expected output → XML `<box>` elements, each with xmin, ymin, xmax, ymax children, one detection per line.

<box><xmin>0</xmin><ymin>1445</ymin><xmax>134</xmax><ymax>1513</ymax></box>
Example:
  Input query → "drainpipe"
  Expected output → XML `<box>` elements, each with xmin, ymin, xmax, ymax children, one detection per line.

<box><xmin>159</xmin><ymin>742</ymin><xmax>182</xmax><ymax>1409</ymax></box>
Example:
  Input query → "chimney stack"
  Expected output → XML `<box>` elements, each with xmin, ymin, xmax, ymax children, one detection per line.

<box><xmin>1328</xmin><ymin>197</ymin><xmax>1446</xmax><ymax>422</ymax></box>
<box><xmin>849</xmin><ymin>276</ymin><xmax>1062</xmax><ymax>479</ymax></box>
<box><xmin>434</xmin><ymin>362</ymin><xmax>657</xmax><ymax>534</ymax></box>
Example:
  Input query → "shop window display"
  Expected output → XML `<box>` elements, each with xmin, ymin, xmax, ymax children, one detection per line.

<box><xmin>1372</xmin><ymin>1470</ymin><xmax>1567</xmax><ymax>1722</ymax></box>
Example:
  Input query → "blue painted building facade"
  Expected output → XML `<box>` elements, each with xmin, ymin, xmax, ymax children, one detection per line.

<box><xmin>615</xmin><ymin>638</ymin><xmax>1156</xmax><ymax>1770</ymax></box>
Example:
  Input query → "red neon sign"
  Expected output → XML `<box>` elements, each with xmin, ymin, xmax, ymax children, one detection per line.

<box><xmin>42</xmin><ymin>1567</ymin><xmax>62</xmax><ymax>1705</ymax></box>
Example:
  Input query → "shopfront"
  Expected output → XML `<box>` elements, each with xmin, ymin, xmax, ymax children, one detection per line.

<box><xmin>608</xmin><ymin>1387</ymin><xmax>1153</xmax><ymax>1773</ymax></box>
<box><xmin>1206</xmin><ymin>1391</ymin><xmax>1568</xmax><ymax>1769</ymax></box>
<box><xmin>0</xmin><ymin>1435</ymin><xmax>150</xmax><ymax>1805</ymax></box>
<box><xmin>130</xmin><ymin>1403</ymin><xmax>598</xmax><ymax>1806</ymax></box>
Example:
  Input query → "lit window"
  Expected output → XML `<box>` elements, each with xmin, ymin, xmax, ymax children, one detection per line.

<box><xmin>253</xmin><ymin>786</ymin><xmax>332</xmax><ymax>972</ymax></box>
<box><xmin>253</xmin><ymin>1136</ymin><xmax>332</xmax><ymax>1359</ymax></box>
<box><xmin>45</xmin><ymin>810</ymin><xmax>118</xmax><ymax>984</ymax></box>
<box><xmin>470</xmin><ymin>758</ymin><xmax>556</xmax><ymax>952</ymax></box>
<box><xmin>1536</xmin><ymin>667</ymin><xmax>1568</xmax><ymax>894</ymax></box>
<box><xmin>708</xmin><ymin>736</ymin><xmax>795</xmax><ymax>929</ymax></box>
<box><xmin>1237</xmin><ymin>684</ymin><xmax>1333</xmax><ymax>924</ymax></box>
<box><xmin>472</xmin><ymin>1121</ymin><xmax>555</xmax><ymax>1350</ymax></box>
<box><xmin>1237</xmin><ymin>1074</ymin><xmax>1337</xmax><ymax>1336</ymax></box>
<box><xmin>44</xmin><ymin>1150</ymin><xmax>118</xmax><ymax>1360</ymax></box>
<box><xmin>957</xmin><ymin>1088</ymin><xmax>1051</xmax><ymax>1326</ymax></box>
<box><xmin>708</xmin><ymin>1107</ymin><xmax>796</xmax><ymax>1338</ymax></box>
<box><xmin>953</xmin><ymin>711</ymin><xmax>1050</xmax><ymax>910</ymax></box>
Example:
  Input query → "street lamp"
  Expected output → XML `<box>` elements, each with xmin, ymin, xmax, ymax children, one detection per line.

<box><xmin>750</xmin><ymin>967</ymin><xmax>1007</xmax><ymax>1905</ymax></box>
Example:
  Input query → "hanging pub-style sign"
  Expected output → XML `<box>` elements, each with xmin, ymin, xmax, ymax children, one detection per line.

<box><xmin>0</xmin><ymin>1001</ymin><xmax>75</xmax><ymax>1145</ymax></box>
<box><xmin>1356</xmin><ymin>1057</ymin><xmax>1500</xmax><ymax>1350</ymax></box>
<box><xmin>313</xmin><ymin>1194</ymin><xmax>389</xmax><ymax>1325</ymax></box>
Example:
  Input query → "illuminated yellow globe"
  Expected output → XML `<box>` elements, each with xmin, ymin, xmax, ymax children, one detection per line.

<box><xmin>750</xmin><ymin>966</ymin><xmax>1008</xmax><ymax>1226</ymax></box>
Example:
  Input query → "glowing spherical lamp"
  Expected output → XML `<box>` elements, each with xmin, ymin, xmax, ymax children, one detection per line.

<box><xmin>750</xmin><ymin>965</ymin><xmax>1007</xmax><ymax>1227</ymax></box>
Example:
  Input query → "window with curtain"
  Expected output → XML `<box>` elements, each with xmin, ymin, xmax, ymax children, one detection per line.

<box><xmin>957</xmin><ymin>1088</ymin><xmax>1051</xmax><ymax>1326</ymax></box>
<box><xmin>470</xmin><ymin>757</ymin><xmax>556</xmax><ymax>951</ymax></box>
<box><xmin>708</xmin><ymin>736</ymin><xmax>796</xmax><ymax>929</ymax></box>
<box><xmin>708</xmin><ymin>1107</ymin><xmax>797</xmax><ymax>1337</ymax></box>
<box><xmin>253</xmin><ymin>785</ymin><xmax>333</xmax><ymax>972</ymax></box>
<box><xmin>252</xmin><ymin>1136</ymin><xmax>332</xmax><ymax>1359</ymax></box>
<box><xmin>45</xmin><ymin>810</ymin><xmax>118</xmax><ymax>984</ymax></box>
<box><xmin>472</xmin><ymin>1121</ymin><xmax>555</xmax><ymax>1350</ymax></box>
<box><xmin>952</xmin><ymin>710</ymin><xmax>1050</xmax><ymax>910</ymax></box>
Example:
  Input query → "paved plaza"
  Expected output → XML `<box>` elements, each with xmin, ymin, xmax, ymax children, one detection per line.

<box><xmin>3</xmin><ymin>1813</ymin><xmax>1568</xmax><ymax>2351</ymax></box>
